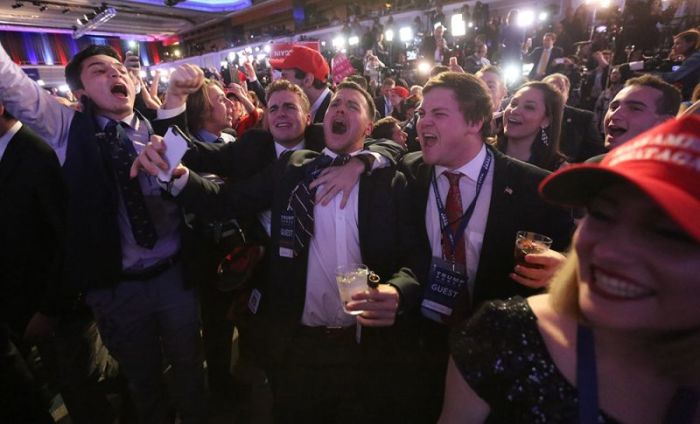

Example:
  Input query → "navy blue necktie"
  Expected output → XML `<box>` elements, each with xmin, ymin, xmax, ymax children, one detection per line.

<box><xmin>105</xmin><ymin>121</ymin><xmax>158</xmax><ymax>249</ymax></box>
<box><xmin>288</xmin><ymin>154</ymin><xmax>351</xmax><ymax>253</ymax></box>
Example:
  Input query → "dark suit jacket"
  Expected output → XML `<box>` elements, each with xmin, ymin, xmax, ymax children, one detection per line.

<box><xmin>182</xmin><ymin>125</ymin><xmax>325</xmax><ymax>184</ymax></box>
<box><xmin>179</xmin><ymin>149</ymin><xmax>423</xmax><ymax>354</ymax></box>
<box><xmin>374</xmin><ymin>96</ymin><xmax>391</xmax><ymax>119</ymax></box>
<box><xmin>525</xmin><ymin>46</ymin><xmax>564</xmax><ymax>80</ymax></box>
<box><xmin>399</xmin><ymin>146</ymin><xmax>574</xmax><ymax>310</ymax></box>
<box><xmin>313</xmin><ymin>92</ymin><xmax>332</xmax><ymax>124</ymax></box>
<box><xmin>560</xmin><ymin>105</ymin><xmax>606</xmax><ymax>163</ymax></box>
<box><xmin>0</xmin><ymin>125</ymin><xmax>66</xmax><ymax>334</ymax></box>
<box><xmin>580</xmin><ymin>66</ymin><xmax>610</xmax><ymax>109</ymax></box>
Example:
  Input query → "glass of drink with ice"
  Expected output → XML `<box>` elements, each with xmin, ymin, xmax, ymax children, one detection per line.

<box><xmin>514</xmin><ymin>231</ymin><xmax>553</xmax><ymax>268</ymax></box>
<box><xmin>336</xmin><ymin>263</ymin><xmax>369</xmax><ymax>315</ymax></box>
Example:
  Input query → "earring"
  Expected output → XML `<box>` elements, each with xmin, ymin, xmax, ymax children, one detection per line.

<box><xmin>540</xmin><ymin>126</ymin><xmax>549</xmax><ymax>147</ymax></box>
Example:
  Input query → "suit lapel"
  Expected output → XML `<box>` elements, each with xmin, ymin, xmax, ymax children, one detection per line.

<box><xmin>265</xmin><ymin>138</ymin><xmax>276</xmax><ymax>161</ymax></box>
<box><xmin>473</xmin><ymin>149</ymin><xmax>515</xmax><ymax>300</ymax></box>
<box><xmin>417</xmin><ymin>160</ymin><xmax>432</xmax><ymax>216</ymax></box>
<box><xmin>357</xmin><ymin>174</ymin><xmax>371</xmax><ymax>258</ymax></box>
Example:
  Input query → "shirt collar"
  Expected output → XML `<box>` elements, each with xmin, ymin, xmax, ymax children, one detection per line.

<box><xmin>322</xmin><ymin>147</ymin><xmax>363</xmax><ymax>159</ymax></box>
<box><xmin>435</xmin><ymin>143</ymin><xmax>487</xmax><ymax>182</ymax></box>
<box><xmin>275</xmin><ymin>139</ymin><xmax>305</xmax><ymax>158</ymax></box>
<box><xmin>310</xmin><ymin>88</ymin><xmax>332</xmax><ymax>116</ymax></box>
<box><xmin>196</xmin><ymin>129</ymin><xmax>220</xmax><ymax>143</ymax></box>
<box><xmin>97</xmin><ymin>112</ymin><xmax>138</xmax><ymax>131</ymax></box>
<box><xmin>220</xmin><ymin>132</ymin><xmax>236</xmax><ymax>143</ymax></box>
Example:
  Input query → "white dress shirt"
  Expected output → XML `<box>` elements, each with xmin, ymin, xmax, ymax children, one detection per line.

<box><xmin>301</xmin><ymin>148</ymin><xmax>364</xmax><ymax>327</ymax></box>
<box><xmin>0</xmin><ymin>120</ymin><xmax>22</xmax><ymax>162</ymax></box>
<box><xmin>425</xmin><ymin>144</ymin><xmax>493</xmax><ymax>296</ymax></box>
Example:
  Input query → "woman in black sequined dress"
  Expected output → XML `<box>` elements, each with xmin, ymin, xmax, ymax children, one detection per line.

<box><xmin>439</xmin><ymin>116</ymin><xmax>700</xmax><ymax>424</ymax></box>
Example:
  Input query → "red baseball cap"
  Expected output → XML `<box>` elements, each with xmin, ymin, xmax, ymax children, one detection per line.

<box><xmin>269</xmin><ymin>45</ymin><xmax>330</xmax><ymax>82</ymax></box>
<box><xmin>540</xmin><ymin>115</ymin><xmax>700</xmax><ymax>242</ymax></box>
<box><xmin>391</xmin><ymin>86</ymin><xmax>410</xmax><ymax>99</ymax></box>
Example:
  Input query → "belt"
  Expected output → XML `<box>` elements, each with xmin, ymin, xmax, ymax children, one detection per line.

<box><xmin>120</xmin><ymin>254</ymin><xmax>180</xmax><ymax>281</ymax></box>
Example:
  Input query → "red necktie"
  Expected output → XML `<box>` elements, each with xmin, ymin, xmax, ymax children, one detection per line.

<box><xmin>441</xmin><ymin>172</ymin><xmax>466</xmax><ymax>268</ymax></box>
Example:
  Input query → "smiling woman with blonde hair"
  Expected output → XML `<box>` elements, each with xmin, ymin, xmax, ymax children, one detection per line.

<box><xmin>440</xmin><ymin>115</ymin><xmax>700</xmax><ymax>423</ymax></box>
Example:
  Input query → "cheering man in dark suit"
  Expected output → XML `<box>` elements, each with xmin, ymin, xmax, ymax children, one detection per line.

<box><xmin>136</xmin><ymin>81</ymin><xmax>422</xmax><ymax>423</ymax></box>
<box><xmin>399</xmin><ymin>72</ymin><xmax>574</xmax><ymax>422</ymax></box>
<box><xmin>0</xmin><ymin>42</ymin><xmax>208</xmax><ymax>423</ymax></box>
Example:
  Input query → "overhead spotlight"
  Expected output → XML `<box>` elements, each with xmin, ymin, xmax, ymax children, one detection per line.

<box><xmin>72</xmin><ymin>6</ymin><xmax>117</xmax><ymax>39</ymax></box>
<box><xmin>516</xmin><ymin>10</ymin><xmax>535</xmax><ymax>28</ymax></box>
<box><xmin>417</xmin><ymin>61</ymin><xmax>431</xmax><ymax>75</ymax></box>
<box><xmin>399</xmin><ymin>26</ymin><xmax>413</xmax><ymax>42</ymax></box>
<box><xmin>385</xmin><ymin>29</ymin><xmax>394</xmax><ymax>42</ymax></box>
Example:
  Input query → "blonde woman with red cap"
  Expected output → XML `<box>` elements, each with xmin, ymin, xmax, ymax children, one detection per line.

<box><xmin>440</xmin><ymin>115</ymin><xmax>700</xmax><ymax>423</ymax></box>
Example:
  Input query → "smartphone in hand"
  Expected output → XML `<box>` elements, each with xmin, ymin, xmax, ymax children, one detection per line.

<box><xmin>158</xmin><ymin>125</ymin><xmax>190</xmax><ymax>181</ymax></box>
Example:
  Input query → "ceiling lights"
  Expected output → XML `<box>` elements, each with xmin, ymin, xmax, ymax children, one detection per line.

<box><xmin>72</xmin><ymin>5</ymin><xmax>117</xmax><ymax>39</ymax></box>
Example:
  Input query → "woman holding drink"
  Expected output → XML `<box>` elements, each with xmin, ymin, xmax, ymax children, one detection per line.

<box><xmin>439</xmin><ymin>115</ymin><xmax>700</xmax><ymax>423</ymax></box>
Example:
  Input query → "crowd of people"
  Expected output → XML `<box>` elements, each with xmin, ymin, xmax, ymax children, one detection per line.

<box><xmin>1</xmin><ymin>3</ymin><xmax>700</xmax><ymax>423</ymax></box>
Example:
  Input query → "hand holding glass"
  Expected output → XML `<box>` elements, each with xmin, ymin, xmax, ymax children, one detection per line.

<box><xmin>514</xmin><ymin>231</ymin><xmax>553</xmax><ymax>268</ymax></box>
<box><xmin>336</xmin><ymin>263</ymin><xmax>369</xmax><ymax>315</ymax></box>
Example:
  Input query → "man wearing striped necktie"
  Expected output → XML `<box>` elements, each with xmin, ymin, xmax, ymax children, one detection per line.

<box><xmin>152</xmin><ymin>81</ymin><xmax>425</xmax><ymax>422</ymax></box>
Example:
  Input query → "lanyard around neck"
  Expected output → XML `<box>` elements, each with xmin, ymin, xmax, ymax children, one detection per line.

<box><xmin>430</xmin><ymin>150</ymin><xmax>492</xmax><ymax>259</ymax></box>
<box><xmin>577</xmin><ymin>325</ymin><xmax>699</xmax><ymax>424</ymax></box>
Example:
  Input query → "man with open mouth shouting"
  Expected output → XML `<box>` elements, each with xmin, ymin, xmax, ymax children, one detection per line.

<box><xmin>0</xmin><ymin>42</ymin><xmax>208</xmax><ymax>423</ymax></box>
<box><xmin>132</xmin><ymin>80</ymin><xmax>415</xmax><ymax>422</ymax></box>
<box><xmin>398</xmin><ymin>72</ymin><xmax>575</xmax><ymax>422</ymax></box>
<box><xmin>602</xmin><ymin>75</ymin><xmax>681</xmax><ymax>152</ymax></box>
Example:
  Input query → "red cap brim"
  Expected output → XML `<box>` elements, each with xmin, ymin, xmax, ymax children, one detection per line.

<box><xmin>540</xmin><ymin>163</ymin><xmax>700</xmax><ymax>242</ymax></box>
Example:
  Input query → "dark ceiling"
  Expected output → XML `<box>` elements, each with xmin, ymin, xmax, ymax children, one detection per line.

<box><xmin>0</xmin><ymin>0</ymin><xmax>261</xmax><ymax>39</ymax></box>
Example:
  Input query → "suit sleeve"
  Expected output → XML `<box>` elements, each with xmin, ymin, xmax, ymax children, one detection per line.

<box><xmin>363</xmin><ymin>138</ymin><xmax>405</xmax><ymax>165</ymax></box>
<box><xmin>182</xmin><ymin>140</ymin><xmax>236</xmax><ymax>177</ymax></box>
<box><xmin>386</xmin><ymin>171</ymin><xmax>427</xmax><ymax>314</ymax></box>
<box><xmin>177</xmin><ymin>156</ymin><xmax>280</xmax><ymax>221</ymax></box>
<box><xmin>36</xmin><ymin>154</ymin><xmax>71</xmax><ymax>317</ymax></box>
<box><xmin>151</xmin><ymin>110</ymin><xmax>188</xmax><ymax>137</ymax></box>
<box><xmin>661</xmin><ymin>51</ymin><xmax>700</xmax><ymax>83</ymax></box>
<box><xmin>247</xmin><ymin>79</ymin><xmax>267</xmax><ymax>107</ymax></box>
<box><xmin>524</xmin><ymin>48</ymin><xmax>539</xmax><ymax>64</ymax></box>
